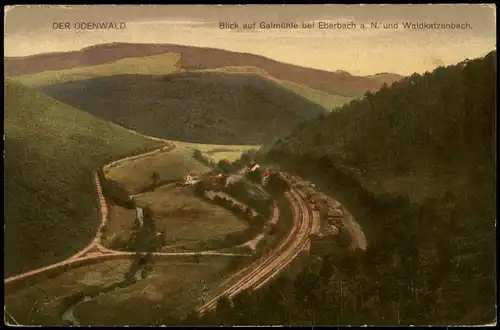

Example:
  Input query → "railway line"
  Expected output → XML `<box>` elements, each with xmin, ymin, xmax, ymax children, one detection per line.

<box><xmin>197</xmin><ymin>183</ymin><xmax>315</xmax><ymax>314</ymax></box>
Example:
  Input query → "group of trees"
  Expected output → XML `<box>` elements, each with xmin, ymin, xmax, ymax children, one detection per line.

<box><xmin>209</xmin><ymin>195</ymin><xmax>257</xmax><ymax>222</ymax></box>
<box><xmin>193</xmin><ymin>149</ymin><xmax>216</xmax><ymax>168</ymax></box>
<box><xmin>192</xmin><ymin>148</ymin><xmax>261</xmax><ymax>175</ymax></box>
<box><xmin>97</xmin><ymin>168</ymin><xmax>135</xmax><ymax>209</ymax></box>
<box><xmin>217</xmin><ymin>159</ymin><xmax>237</xmax><ymax>174</ymax></box>
<box><xmin>273</xmin><ymin>51</ymin><xmax>495</xmax><ymax>174</ymax></box>
<box><xmin>246</xmin><ymin>167</ymin><xmax>262</xmax><ymax>183</ymax></box>
<box><xmin>230</xmin><ymin>148</ymin><xmax>262</xmax><ymax>172</ymax></box>
<box><xmin>128</xmin><ymin>206</ymin><xmax>165</xmax><ymax>253</ymax></box>
<box><xmin>264</xmin><ymin>174</ymin><xmax>290</xmax><ymax>195</ymax></box>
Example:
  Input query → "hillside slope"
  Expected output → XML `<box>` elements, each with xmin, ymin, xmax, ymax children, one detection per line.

<box><xmin>271</xmin><ymin>51</ymin><xmax>495</xmax><ymax>192</ymax></box>
<box><xmin>12</xmin><ymin>55</ymin><xmax>354</xmax><ymax>112</ymax></box>
<box><xmin>4</xmin><ymin>43</ymin><xmax>403</xmax><ymax>96</ymax></box>
<box><xmin>4</xmin><ymin>80</ymin><xmax>161</xmax><ymax>277</ymax></box>
<box><xmin>262</xmin><ymin>51</ymin><xmax>496</xmax><ymax>324</ymax></box>
<box><xmin>40</xmin><ymin>71</ymin><xmax>327</xmax><ymax>145</ymax></box>
<box><xmin>11</xmin><ymin>53</ymin><xmax>181</xmax><ymax>88</ymax></box>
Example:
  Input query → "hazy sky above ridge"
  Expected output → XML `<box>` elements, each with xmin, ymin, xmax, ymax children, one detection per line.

<box><xmin>4</xmin><ymin>4</ymin><xmax>496</xmax><ymax>75</ymax></box>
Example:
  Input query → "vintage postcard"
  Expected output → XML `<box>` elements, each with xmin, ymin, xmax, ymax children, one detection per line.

<box><xmin>3</xmin><ymin>4</ymin><xmax>496</xmax><ymax>326</ymax></box>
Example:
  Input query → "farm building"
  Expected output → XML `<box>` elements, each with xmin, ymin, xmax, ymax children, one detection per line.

<box><xmin>247</xmin><ymin>163</ymin><xmax>260</xmax><ymax>172</ymax></box>
<box><xmin>327</xmin><ymin>208</ymin><xmax>344</xmax><ymax>218</ymax></box>
<box><xmin>184</xmin><ymin>173</ymin><xmax>200</xmax><ymax>186</ymax></box>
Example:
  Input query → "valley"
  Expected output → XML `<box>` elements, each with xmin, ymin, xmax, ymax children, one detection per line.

<box><xmin>4</xmin><ymin>39</ymin><xmax>495</xmax><ymax>326</ymax></box>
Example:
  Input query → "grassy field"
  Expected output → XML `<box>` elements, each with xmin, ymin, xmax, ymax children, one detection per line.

<box><xmin>205</xmin><ymin>151</ymin><xmax>247</xmax><ymax>162</ymax></box>
<box><xmin>104</xmin><ymin>147</ymin><xmax>210</xmax><ymax>195</ymax></box>
<box><xmin>4</xmin><ymin>259</ymin><xmax>134</xmax><ymax>326</ymax></box>
<box><xmin>74</xmin><ymin>258</ymin><xmax>234</xmax><ymax>325</ymax></box>
<box><xmin>11</xmin><ymin>53</ymin><xmax>181</xmax><ymax>88</ymax></box>
<box><xmin>130</xmin><ymin>184</ymin><xmax>249</xmax><ymax>249</ymax></box>
<box><xmin>279</xmin><ymin>80</ymin><xmax>354</xmax><ymax>111</ymax></box>
<box><xmin>179</xmin><ymin>141</ymin><xmax>260</xmax><ymax>153</ymax></box>
<box><xmin>4</xmin><ymin>80</ymin><xmax>162</xmax><ymax>277</ymax></box>
<box><xmin>177</xmin><ymin>141</ymin><xmax>259</xmax><ymax>163</ymax></box>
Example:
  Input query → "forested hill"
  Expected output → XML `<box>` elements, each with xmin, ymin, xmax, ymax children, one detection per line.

<box><xmin>260</xmin><ymin>50</ymin><xmax>496</xmax><ymax>325</ymax></box>
<box><xmin>168</xmin><ymin>51</ymin><xmax>496</xmax><ymax>326</ymax></box>
<box><xmin>270</xmin><ymin>50</ymin><xmax>495</xmax><ymax>176</ymax></box>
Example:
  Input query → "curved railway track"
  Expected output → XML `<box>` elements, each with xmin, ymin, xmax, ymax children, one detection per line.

<box><xmin>198</xmin><ymin>184</ymin><xmax>315</xmax><ymax>314</ymax></box>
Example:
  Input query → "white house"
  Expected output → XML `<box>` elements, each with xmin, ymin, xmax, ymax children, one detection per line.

<box><xmin>250</xmin><ymin>164</ymin><xmax>260</xmax><ymax>172</ymax></box>
<box><xmin>184</xmin><ymin>174</ymin><xmax>200</xmax><ymax>186</ymax></box>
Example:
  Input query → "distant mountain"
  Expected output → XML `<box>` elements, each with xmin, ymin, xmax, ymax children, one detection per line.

<box><xmin>11</xmin><ymin>54</ymin><xmax>355</xmax><ymax>112</ymax></box>
<box><xmin>4</xmin><ymin>43</ymin><xmax>404</xmax><ymax>96</ymax></box>
<box><xmin>364</xmin><ymin>72</ymin><xmax>407</xmax><ymax>84</ymax></box>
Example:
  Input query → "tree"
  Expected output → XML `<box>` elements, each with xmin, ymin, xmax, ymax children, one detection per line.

<box><xmin>246</xmin><ymin>167</ymin><xmax>262</xmax><ymax>183</ymax></box>
<box><xmin>103</xmin><ymin>178</ymin><xmax>135</xmax><ymax>209</ymax></box>
<box><xmin>265</xmin><ymin>174</ymin><xmax>290</xmax><ymax>194</ymax></box>
<box><xmin>293</xmin><ymin>267</ymin><xmax>321</xmax><ymax>323</ymax></box>
<box><xmin>193</xmin><ymin>149</ymin><xmax>202</xmax><ymax>159</ymax></box>
<box><xmin>151</xmin><ymin>172</ymin><xmax>160</xmax><ymax>187</ymax></box>
<box><xmin>214</xmin><ymin>295</ymin><xmax>233</xmax><ymax>325</ymax></box>
<box><xmin>182</xmin><ymin>311</ymin><xmax>201</xmax><ymax>325</ymax></box>
<box><xmin>217</xmin><ymin>159</ymin><xmax>236</xmax><ymax>174</ymax></box>
<box><xmin>240</xmin><ymin>149</ymin><xmax>258</xmax><ymax>165</ymax></box>
<box><xmin>231</xmin><ymin>290</ymin><xmax>255</xmax><ymax>325</ymax></box>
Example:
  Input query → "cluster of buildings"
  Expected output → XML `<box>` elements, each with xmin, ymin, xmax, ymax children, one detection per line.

<box><xmin>288</xmin><ymin>175</ymin><xmax>345</xmax><ymax>237</ymax></box>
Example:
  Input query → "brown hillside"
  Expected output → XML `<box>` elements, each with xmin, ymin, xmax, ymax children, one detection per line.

<box><xmin>4</xmin><ymin>43</ymin><xmax>403</xmax><ymax>96</ymax></box>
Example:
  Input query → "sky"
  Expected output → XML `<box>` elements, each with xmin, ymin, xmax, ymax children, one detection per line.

<box><xmin>3</xmin><ymin>4</ymin><xmax>496</xmax><ymax>76</ymax></box>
